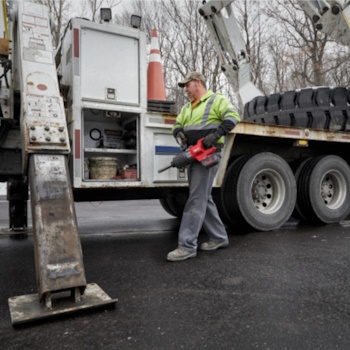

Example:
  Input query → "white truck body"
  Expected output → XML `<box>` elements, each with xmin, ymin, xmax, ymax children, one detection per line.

<box><xmin>56</xmin><ymin>18</ymin><xmax>187</xmax><ymax>190</ymax></box>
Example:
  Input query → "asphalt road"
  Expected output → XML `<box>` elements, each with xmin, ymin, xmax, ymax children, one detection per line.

<box><xmin>1</xmin><ymin>199</ymin><xmax>350</xmax><ymax>349</ymax></box>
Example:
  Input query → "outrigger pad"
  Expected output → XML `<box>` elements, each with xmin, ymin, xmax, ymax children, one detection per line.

<box><xmin>8</xmin><ymin>283</ymin><xmax>118</xmax><ymax>326</ymax></box>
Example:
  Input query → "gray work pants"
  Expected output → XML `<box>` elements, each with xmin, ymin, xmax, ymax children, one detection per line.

<box><xmin>178</xmin><ymin>153</ymin><xmax>228</xmax><ymax>253</ymax></box>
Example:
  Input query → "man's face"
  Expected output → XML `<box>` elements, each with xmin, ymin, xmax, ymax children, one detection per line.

<box><xmin>184</xmin><ymin>80</ymin><xmax>200</xmax><ymax>101</ymax></box>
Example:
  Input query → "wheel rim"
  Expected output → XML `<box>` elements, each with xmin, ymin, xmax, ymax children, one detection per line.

<box><xmin>320</xmin><ymin>170</ymin><xmax>346</xmax><ymax>209</ymax></box>
<box><xmin>251</xmin><ymin>169</ymin><xmax>285</xmax><ymax>214</ymax></box>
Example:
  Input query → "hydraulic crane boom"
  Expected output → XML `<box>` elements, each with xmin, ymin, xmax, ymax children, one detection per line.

<box><xmin>199</xmin><ymin>0</ymin><xmax>263</xmax><ymax>106</ymax></box>
<box><xmin>199</xmin><ymin>0</ymin><xmax>350</xmax><ymax>106</ymax></box>
<box><xmin>297</xmin><ymin>0</ymin><xmax>350</xmax><ymax>46</ymax></box>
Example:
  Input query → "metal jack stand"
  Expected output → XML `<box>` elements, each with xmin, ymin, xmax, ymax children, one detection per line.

<box><xmin>8</xmin><ymin>155</ymin><xmax>117</xmax><ymax>325</ymax></box>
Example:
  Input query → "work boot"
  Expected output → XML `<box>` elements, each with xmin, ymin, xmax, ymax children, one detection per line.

<box><xmin>167</xmin><ymin>248</ymin><xmax>196</xmax><ymax>261</ymax></box>
<box><xmin>200</xmin><ymin>240</ymin><xmax>229</xmax><ymax>251</ymax></box>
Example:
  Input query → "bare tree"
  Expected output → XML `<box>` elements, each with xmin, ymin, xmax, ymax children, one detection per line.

<box><xmin>233</xmin><ymin>0</ymin><xmax>271</xmax><ymax>96</ymax></box>
<box><xmin>37</xmin><ymin>0</ymin><xmax>124</xmax><ymax>47</ymax></box>
<box><xmin>36</xmin><ymin>0</ymin><xmax>72</xmax><ymax>48</ymax></box>
<box><xmin>264</xmin><ymin>0</ymin><xmax>350</xmax><ymax>91</ymax></box>
<box><xmin>115</xmin><ymin>0</ymin><xmax>237</xmax><ymax>112</ymax></box>
<box><xmin>267</xmin><ymin>37</ymin><xmax>292</xmax><ymax>92</ymax></box>
<box><xmin>79</xmin><ymin>0</ymin><xmax>121</xmax><ymax>22</ymax></box>
<box><xmin>160</xmin><ymin>1</ymin><xmax>226</xmax><ymax>102</ymax></box>
<box><xmin>323</xmin><ymin>42</ymin><xmax>350</xmax><ymax>87</ymax></box>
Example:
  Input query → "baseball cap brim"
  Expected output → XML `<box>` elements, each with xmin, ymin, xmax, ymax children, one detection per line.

<box><xmin>178</xmin><ymin>78</ymin><xmax>192</xmax><ymax>88</ymax></box>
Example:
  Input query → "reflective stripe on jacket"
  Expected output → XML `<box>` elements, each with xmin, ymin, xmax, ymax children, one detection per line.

<box><xmin>172</xmin><ymin>90</ymin><xmax>240</xmax><ymax>146</ymax></box>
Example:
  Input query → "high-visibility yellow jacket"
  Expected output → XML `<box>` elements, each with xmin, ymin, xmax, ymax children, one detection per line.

<box><xmin>172</xmin><ymin>90</ymin><xmax>240</xmax><ymax>146</ymax></box>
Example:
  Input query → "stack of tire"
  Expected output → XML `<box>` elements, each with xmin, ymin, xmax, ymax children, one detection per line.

<box><xmin>244</xmin><ymin>87</ymin><xmax>350</xmax><ymax>131</ymax></box>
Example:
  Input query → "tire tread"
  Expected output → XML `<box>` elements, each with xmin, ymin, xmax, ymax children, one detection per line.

<box><xmin>244</xmin><ymin>87</ymin><xmax>350</xmax><ymax>132</ymax></box>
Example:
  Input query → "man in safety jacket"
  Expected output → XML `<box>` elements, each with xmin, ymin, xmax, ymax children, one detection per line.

<box><xmin>167</xmin><ymin>71</ymin><xmax>240</xmax><ymax>262</ymax></box>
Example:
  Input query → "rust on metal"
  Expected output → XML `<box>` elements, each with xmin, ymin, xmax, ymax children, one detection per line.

<box><xmin>28</xmin><ymin>154</ymin><xmax>86</xmax><ymax>301</ymax></box>
<box><xmin>162</xmin><ymin>114</ymin><xmax>177</xmax><ymax>125</ymax></box>
<box><xmin>47</xmin><ymin>262</ymin><xmax>82</xmax><ymax>279</ymax></box>
<box><xmin>8</xmin><ymin>283</ymin><xmax>118</xmax><ymax>325</ymax></box>
<box><xmin>285</xmin><ymin>130</ymin><xmax>300</xmax><ymax>136</ymax></box>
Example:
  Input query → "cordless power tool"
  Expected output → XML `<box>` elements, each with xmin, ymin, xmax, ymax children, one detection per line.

<box><xmin>158</xmin><ymin>138</ymin><xmax>219</xmax><ymax>173</ymax></box>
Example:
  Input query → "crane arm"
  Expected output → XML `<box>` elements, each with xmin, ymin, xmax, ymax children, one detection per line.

<box><xmin>296</xmin><ymin>0</ymin><xmax>350</xmax><ymax>46</ymax></box>
<box><xmin>199</xmin><ymin>0</ymin><xmax>350</xmax><ymax>107</ymax></box>
<box><xmin>199</xmin><ymin>0</ymin><xmax>263</xmax><ymax>106</ymax></box>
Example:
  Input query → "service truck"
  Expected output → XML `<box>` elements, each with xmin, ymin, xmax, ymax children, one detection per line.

<box><xmin>1</xmin><ymin>0</ymin><xmax>350</xmax><ymax>324</ymax></box>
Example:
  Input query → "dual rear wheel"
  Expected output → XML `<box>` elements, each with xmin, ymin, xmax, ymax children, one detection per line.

<box><xmin>293</xmin><ymin>155</ymin><xmax>350</xmax><ymax>224</ymax></box>
<box><xmin>221</xmin><ymin>153</ymin><xmax>350</xmax><ymax>230</ymax></box>
<box><xmin>159</xmin><ymin>190</ymin><xmax>188</xmax><ymax>218</ymax></box>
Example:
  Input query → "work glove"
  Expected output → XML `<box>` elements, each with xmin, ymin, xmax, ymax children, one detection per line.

<box><xmin>176</xmin><ymin>131</ymin><xmax>188</xmax><ymax>150</ymax></box>
<box><xmin>202</xmin><ymin>132</ymin><xmax>220</xmax><ymax>149</ymax></box>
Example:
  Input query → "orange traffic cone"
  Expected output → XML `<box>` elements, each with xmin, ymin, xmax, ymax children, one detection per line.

<box><xmin>147</xmin><ymin>28</ymin><xmax>166</xmax><ymax>101</ymax></box>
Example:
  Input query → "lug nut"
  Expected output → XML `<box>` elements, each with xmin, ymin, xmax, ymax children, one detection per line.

<box><xmin>60</xmin><ymin>137</ymin><xmax>65</xmax><ymax>142</ymax></box>
<box><xmin>30</xmin><ymin>125</ymin><xmax>35</xmax><ymax>130</ymax></box>
<box><xmin>46</xmin><ymin>137</ymin><xmax>51</xmax><ymax>142</ymax></box>
<box><xmin>31</xmin><ymin>136</ymin><xmax>36</xmax><ymax>141</ymax></box>
<box><xmin>45</xmin><ymin>126</ymin><xmax>50</xmax><ymax>131</ymax></box>
<box><xmin>58</xmin><ymin>126</ymin><xmax>64</xmax><ymax>132</ymax></box>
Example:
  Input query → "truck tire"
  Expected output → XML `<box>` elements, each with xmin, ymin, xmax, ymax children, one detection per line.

<box><xmin>221</xmin><ymin>155</ymin><xmax>249</xmax><ymax>227</ymax></box>
<box><xmin>159</xmin><ymin>198</ymin><xmax>177</xmax><ymax>217</ymax></box>
<box><xmin>297</xmin><ymin>155</ymin><xmax>350</xmax><ymax>223</ymax></box>
<box><xmin>222</xmin><ymin>153</ymin><xmax>297</xmax><ymax>231</ymax></box>
<box><xmin>212</xmin><ymin>189</ymin><xmax>230</xmax><ymax>225</ymax></box>
<box><xmin>291</xmin><ymin>157</ymin><xmax>313</xmax><ymax>221</ymax></box>
<box><xmin>160</xmin><ymin>190</ymin><xmax>188</xmax><ymax>218</ymax></box>
<box><xmin>244</xmin><ymin>87</ymin><xmax>350</xmax><ymax>131</ymax></box>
